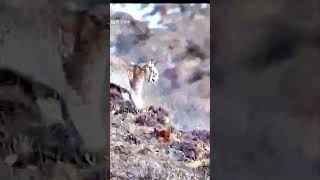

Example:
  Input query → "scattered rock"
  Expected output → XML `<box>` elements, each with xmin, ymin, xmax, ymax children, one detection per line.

<box><xmin>110</xmin><ymin>99</ymin><xmax>210</xmax><ymax>179</ymax></box>
<box><xmin>190</xmin><ymin>129</ymin><xmax>210</xmax><ymax>144</ymax></box>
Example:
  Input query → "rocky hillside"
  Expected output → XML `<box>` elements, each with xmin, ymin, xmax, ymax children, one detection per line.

<box><xmin>109</xmin><ymin>90</ymin><xmax>210</xmax><ymax>179</ymax></box>
<box><xmin>109</xmin><ymin>4</ymin><xmax>211</xmax><ymax>179</ymax></box>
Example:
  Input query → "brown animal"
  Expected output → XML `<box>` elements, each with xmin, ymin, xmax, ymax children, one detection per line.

<box><xmin>154</xmin><ymin>128</ymin><xmax>171</xmax><ymax>143</ymax></box>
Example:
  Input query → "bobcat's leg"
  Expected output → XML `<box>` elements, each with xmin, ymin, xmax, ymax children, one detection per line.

<box><xmin>58</xmin><ymin>94</ymin><xmax>99</xmax><ymax>166</ymax></box>
<box><xmin>119</xmin><ymin>90</ymin><xmax>135</xmax><ymax>112</ymax></box>
<box><xmin>121</xmin><ymin>91</ymin><xmax>131</xmax><ymax>102</ymax></box>
<box><xmin>57</xmin><ymin>94</ymin><xmax>84</xmax><ymax>148</ymax></box>
<box><xmin>33</xmin><ymin>83</ymin><xmax>91</xmax><ymax>165</ymax></box>
<box><xmin>33</xmin><ymin>83</ymin><xmax>83</xmax><ymax>148</ymax></box>
<box><xmin>130</xmin><ymin>92</ymin><xmax>144</xmax><ymax>114</ymax></box>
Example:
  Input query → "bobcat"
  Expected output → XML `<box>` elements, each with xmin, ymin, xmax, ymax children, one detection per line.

<box><xmin>0</xmin><ymin>0</ymin><xmax>108</xmax><ymax>165</ymax></box>
<box><xmin>110</xmin><ymin>56</ymin><xmax>159</xmax><ymax>111</ymax></box>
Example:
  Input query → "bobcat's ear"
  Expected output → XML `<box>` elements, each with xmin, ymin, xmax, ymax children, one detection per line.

<box><xmin>154</xmin><ymin>60</ymin><xmax>159</xmax><ymax>65</ymax></box>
